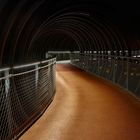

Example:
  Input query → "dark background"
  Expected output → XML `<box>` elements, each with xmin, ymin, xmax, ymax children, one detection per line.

<box><xmin>0</xmin><ymin>0</ymin><xmax>140</xmax><ymax>65</ymax></box>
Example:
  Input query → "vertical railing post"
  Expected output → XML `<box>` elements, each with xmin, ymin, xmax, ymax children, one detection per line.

<box><xmin>97</xmin><ymin>54</ymin><xmax>100</xmax><ymax>74</ymax></box>
<box><xmin>113</xmin><ymin>56</ymin><xmax>116</xmax><ymax>83</ymax></box>
<box><xmin>126</xmin><ymin>57</ymin><xmax>129</xmax><ymax>89</ymax></box>
<box><xmin>4</xmin><ymin>69</ymin><xmax>10</xmax><ymax>96</ymax></box>
<box><xmin>46</xmin><ymin>52</ymin><xmax>48</xmax><ymax>58</ymax></box>
<box><xmin>35</xmin><ymin>64</ymin><xmax>39</xmax><ymax>88</ymax></box>
<box><xmin>4</xmin><ymin>69</ymin><xmax>14</xmax><ymax>137</ymax></box>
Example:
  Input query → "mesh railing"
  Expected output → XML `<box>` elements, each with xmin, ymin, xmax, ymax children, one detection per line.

<box><xmin>0</xmin><ymin>57</ymin><xmax>56</xmax><ymax>140</ymax></box>
<box><xmin>70</xmin><ymin>53</ymin><xmax>140</xmax><ymax>98</ymax></box>
<box><xmin>48</xmin><ymin>52</ymin><xmax>70</xmax><ymax>61</ymax></box>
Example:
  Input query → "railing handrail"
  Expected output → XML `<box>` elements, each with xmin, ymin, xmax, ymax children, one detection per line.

<box><xmin>0</xmin><ymin>57</ymin><xmax>56</xmax><ymax>80</ymax></box>
<box><xmin>70</xmin><ymin>52</ymin><xmax>140</xmax><ymax>98</ymax></box>
<box><xmin>71</xmin><ymin>53</ymin><xmax>140</xmax><ymax>60</ymax></box>
<box><xmin>0</xmin><ymin>56</ymin><xmax>56</xmax><ymax>140</ymax></box>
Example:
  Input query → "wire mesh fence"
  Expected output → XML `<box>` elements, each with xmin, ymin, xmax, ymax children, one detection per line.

<box><xmin>0</xmin><ymin>57</ymin><xmax>56</xmax><ymax>140</ymax></box>
<box><xmin>48</xmin><ymin>51</ymin><xmax>71</xmax><ymax>61</ymax></box>
<box><xmin>70</xmin><ymin>53</ymin><xmax>140</xmax><ymax>98</ymax></box>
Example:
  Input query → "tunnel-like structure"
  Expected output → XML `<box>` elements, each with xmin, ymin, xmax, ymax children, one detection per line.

<box><xmin>0</xmin><ymin>0</ymin><xmax>140</xmax><ymax>139</ymax></box>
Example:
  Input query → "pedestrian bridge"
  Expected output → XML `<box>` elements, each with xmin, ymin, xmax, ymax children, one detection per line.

<box><xmin>20</xmin><ymin>63</ymin><xmax>140</xmax><ymax>140</ymax></box>
<box><xmin>0</xmin><ymin>0</ymin><xmax>140</xmax><ymax>139</ymax></box>
<box><xmin>1</xmin><ymin>54</ymin><xmax>140</xmax><ymax>140</ymax></box>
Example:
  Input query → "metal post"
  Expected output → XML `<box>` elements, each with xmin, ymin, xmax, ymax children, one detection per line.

<box><xmin>5</xmin><ymin>70</ymin><xmax>10</xmax><ymax>96</ymax></box>
<box><xmin>46</xmin><ymin>52</ymin><xmax>48</xmax><ymax>58</ymax></box>
<box><xmin>126</xmin><ymin>57</ymin><xmax>129</xmax><ymax>89</ymax></box>
<box><xmin>113</xmin><ymin>56</ymin><xmax>116</xmax><ymax>83</ymax></box>
<box><xmin>97</xmin><ymin>55</ymin><xmax>100</xmax><ymax>74</ymax></box>
<box><xmin>4</xmin><ymin>69</ymin><xmax>13</xmax><ymax>136</ymax></box>
<box><xmin>35</xmin><ymin>64</ymin><xmax>39</xmax><ymax>88</ymax></box>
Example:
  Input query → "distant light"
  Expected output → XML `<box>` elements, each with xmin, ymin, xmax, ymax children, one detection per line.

<box><xmin>48</xmin><ymin>51</ymin><xmax>70</xmax><ymax>53</ymax></box>
<box><xmin>133</xmin><ymin>55</ymin><xmax>140</xmax><ymax>58</ymax></box>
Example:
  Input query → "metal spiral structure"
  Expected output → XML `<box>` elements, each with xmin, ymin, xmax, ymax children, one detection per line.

<box><xmin>0</xmin><ymin>0</ymin><xmax>140</xmax><ymax>139</ymax></box>
<box><xmin>0</xmin><ymin>0</ymin><xmax>139</xmax><ymax>66</ymax></box>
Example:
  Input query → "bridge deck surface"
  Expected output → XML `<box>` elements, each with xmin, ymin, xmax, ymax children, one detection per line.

<box><xmin>20</xmin><ymin>64</ymin><xmax>140</xmax><ymax>140</ymax></box>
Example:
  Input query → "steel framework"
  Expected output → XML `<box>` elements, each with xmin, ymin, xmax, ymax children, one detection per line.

<box><xmin>0</xmin><ymin>57</ymin><xmax>56</xmax><ymax>140</ymax></box>
<box><xmin>71</xmin><ymin>53</ymin><xmax>140</xmax><ymax>98</ymax></box>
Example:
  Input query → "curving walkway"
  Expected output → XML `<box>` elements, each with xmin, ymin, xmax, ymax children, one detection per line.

<box><xmin>20</xmin><ymin>64</ymin><xmax>140</xmax><ymax>140</ymax></box>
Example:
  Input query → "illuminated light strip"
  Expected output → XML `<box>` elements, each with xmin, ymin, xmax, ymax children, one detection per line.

<box><xmin>13</xmin><ymin>62</ymin><xmax>40</xmax><ymax>69</ymax></box>
<box><xmin>0</xmin><ymin>60</ymin><xmax>56</xmax><ymax>79</ymax></box>
<box><xmin>0</xmin><ymin>67</ymin><xmax>10</xmax><ymax>72</ymax></box>
<box><xmin>0</xmin><ymin>58</ymin><xmax>56</xmax><ymax>75</ymax></box>
<box><xmin>41</xmin><ymin>58</ymin><xmax>56</xmax><ymax>64</ymax></box>
<box><xmin>39</xmin><ymin>61</ymin><xmax>55</xmax><ymax>70</ymax></box>
<box><xmin>133</xmin><ymin>55</ymin><xmax>140</xmax><ymax>58</ymax></box>
<box><xmin>40</xmin><ymin>59</ymin><xmax>50</xmax><ymax>63</ymax></box>
<box><xmin>13</xmin><ymin>61</ymin><xmax>55</xmax><ymax>77</ymax></box>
